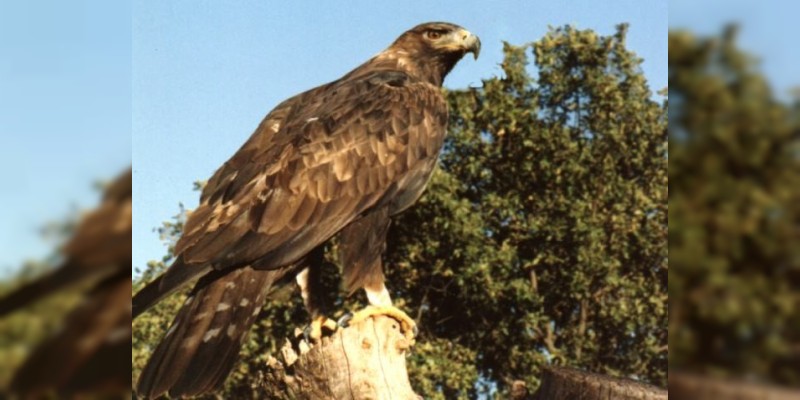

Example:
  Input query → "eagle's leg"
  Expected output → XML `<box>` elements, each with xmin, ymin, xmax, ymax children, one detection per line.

<box><xmin>337</xmin><ymin>208</ymin><xmax>417</xmax><ymax>341</ymax></box>
<box><xmin>339</xmin><ymin>280</ymin><xmax>418</xmax><ymax>342</ymax></box>
<box><xmin>296</xmin><ymin>266</ymin><xmax>337</xmax><ymax>342</ymax></box>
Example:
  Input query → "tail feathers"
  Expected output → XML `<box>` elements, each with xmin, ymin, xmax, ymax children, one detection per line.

<box><xmin>133</xmin><ymin>258</ymin><xmax>211</xmax><ymax>319</ymax></box>
<box><xmin>0</xmin><ymin>262</ymin><xmax>98</xmax><ymax>317</ymax></box>
<box><xmin>136</xmin><ymin>266</ymin><xmax>285</xmax><ymax>399</ymax></box>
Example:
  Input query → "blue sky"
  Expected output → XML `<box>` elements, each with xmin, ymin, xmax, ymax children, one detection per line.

<box><xmin>12</xmin><ymin>1</ymin><xmax>797</xmax><ymax>277</ymax></box>
<box><xmin>0</xmin><ymin>0</ymin><xmax>131</xmax><ymax>273</ymax></box>
<box><xmin>132</xmin><ymin>0</ymin><xmax>668</xmax><ymax>274</ymax></box>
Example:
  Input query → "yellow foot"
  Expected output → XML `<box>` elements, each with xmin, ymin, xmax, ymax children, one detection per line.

<box><xmin>304</xmin><ymin>315</ymin><xmax>338</xmax><ymax>342</ymax></box>
<box><xmin>339</xmin><ymin>305</ymin><xmax>417</xmax><ymax>342</ymax></box>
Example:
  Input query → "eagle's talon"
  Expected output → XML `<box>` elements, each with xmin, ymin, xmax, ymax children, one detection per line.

<box><xmin>342</xmin><ymin>305</ymin><xmax>417</xmax><ymax>340</ymax></box>
<box><xmin>303</xmin><ymin>315</ymin><xmax>337</xmax><ymax>343</ymax></box>
<box><xmin>337</xmin><ymin>312</ymin><xmax>354</xmax><ymax>328</ymax></box>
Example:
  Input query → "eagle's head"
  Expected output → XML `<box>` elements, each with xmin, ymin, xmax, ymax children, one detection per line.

<box><xmin>379</xmin><ymin>22</ymin><xmax>480</xmax><ymax>86</ymax></box>
<box><xmin>394</xmin><ymin>22</ymin><xmax>481</xmax><ymax>61</ymax></box>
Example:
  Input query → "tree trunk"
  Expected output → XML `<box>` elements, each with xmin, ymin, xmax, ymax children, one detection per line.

<box><xmin>531</xmin><ymin>367</ymin><xmax>666</xmax><ymax>400</ymax></box>
<box><xmin>669</xmin><ymin>371</ymin><xmax>800</xmax><ymax>400</ymax></box>
<box><xmin>259</xmin><ymin>316</ymin><xmax>673</xmax><ymax>400</ymax></box>
<box><xmin>262</xmin><ymin>315</ymin><xmax>419</xmax><ymax>400</ymax></box>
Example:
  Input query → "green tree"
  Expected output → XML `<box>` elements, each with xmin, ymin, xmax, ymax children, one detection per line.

<box><xmin>133</xmin><ymin>24</ymin><xmax>668</xmax><ymax>398</ymax></box>
<box><xmin>668</xmin><ymin>27</ymin><xmax>800</xmax><ymax>385</ymax></box>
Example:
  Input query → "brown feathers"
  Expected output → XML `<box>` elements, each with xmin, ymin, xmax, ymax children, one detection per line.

<box><xmin>136</xmin><ymin>266</ymin><xmax>284</xmax><ymax>398</ymax></box>
<box><xmin>168</xmin><ymin>69</ymin><xmax>446</xmax><ymax>274</ymax></box>
<box><xmin>133</xmin><ymin>22</ymin><xmax>480</xmax><ymax>398</ymax></box>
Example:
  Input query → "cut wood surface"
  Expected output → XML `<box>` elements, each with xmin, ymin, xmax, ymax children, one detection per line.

<box><xmin>263</xmin><ymin>314</ymin><xmax>419</xmax><ymax>400</ymax></box>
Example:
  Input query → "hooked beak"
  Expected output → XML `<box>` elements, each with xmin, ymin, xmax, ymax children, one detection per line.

<box><xmin>458</xmin><ymin>29</ymin><xmax>481</xmax><ymax>60</ymax></box>
<box><xmin>442</xmin><ymin>28</ymin><xmax>481</xmax><ymax>60</ymax></box>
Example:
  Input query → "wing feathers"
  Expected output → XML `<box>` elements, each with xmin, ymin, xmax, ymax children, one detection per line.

<box><xmin>260</xmin><ymin>189</ymin><xmax>301</xmax><ymax>234</ymax></box>
<box><xmin>287</xmin><ymin>195</ymin><xmax>318</xmax><ymax>230</ymax></box>
<box><xmin>157</xmin><ymin>71</ymin><xmax>446</xmax><ymax>305</ymax></box>
<box><xmin>332</xmin><ymin>154</ymin><xmax>354</xmax><ymax>181</ymax></box>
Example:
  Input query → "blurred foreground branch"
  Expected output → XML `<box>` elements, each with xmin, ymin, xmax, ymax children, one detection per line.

<box><xmin>0</xmin><ymin>168</ymin><xmax>131</xmax><ymax>398</ymax></box>
<box><xmin>670</xmin><ymin>372</ymin><xmax>800</xmax><ymax>400</ymax></box>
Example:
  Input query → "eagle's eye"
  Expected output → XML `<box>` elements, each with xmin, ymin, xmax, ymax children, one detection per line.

<box><xmin>425</xmin><ymin>30</ymin><xmax>443</xmax><ymax>40</ymax></box>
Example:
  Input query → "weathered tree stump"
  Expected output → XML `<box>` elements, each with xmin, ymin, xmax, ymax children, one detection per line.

<box><xmin>669</xmin><ymin>371</ymin><xmax>800</xmax><ymax>400</ymax></box>
<box><xmin>263</xmin><ymin>315</ymin><xmax>419</xmax><ymax>400</ymax></box>
<box><xmin>531</xmin><ymin>367</ymin><xmax>666</xmax><ymax>400</ymax></box>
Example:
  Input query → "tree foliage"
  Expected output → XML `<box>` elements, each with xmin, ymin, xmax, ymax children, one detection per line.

<box><xmin>133</xmin><ymin>24</ymin><xmax>667</xmax><ymax>398</ymax></box>
<box><xmin>668</xmin><ymin>27</ymin><xmax>800</xmax><ymax>385</ymax></box>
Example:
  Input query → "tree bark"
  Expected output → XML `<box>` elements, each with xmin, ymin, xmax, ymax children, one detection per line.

<box><xmin>531</xmin><ymin>367</ymin><xmax>666</xmax><ymax>400</ymax></box>
<box><xmin>669</xmin><ymin>371</ymin><xmax>800</xmax><ymax>400</ymax></box>
<box><xmin>262</xmin><ymin>315</ymin><xmax>419</xmax><ymax>400</ymax></box>
<box><xmin>260</xmin><ymin>316</ymin><xmax>674</xmax><ymax>400</ymax></box>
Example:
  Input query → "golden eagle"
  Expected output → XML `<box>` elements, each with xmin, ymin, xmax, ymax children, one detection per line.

<box><xmin>133</xmin><ymin>22</ymin><xmax>479</xmax><ymax>398</ymax></box>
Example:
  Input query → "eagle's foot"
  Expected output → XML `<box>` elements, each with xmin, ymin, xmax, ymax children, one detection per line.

<box><xmin>302</xmin><ymin>315</ymin><xmax>338</xmax><ymax>343</ymax></box>
<box><xmin>338</xmin><ymin>305</ymin><xmax>417</xmax><ymax>341</ymax></box>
